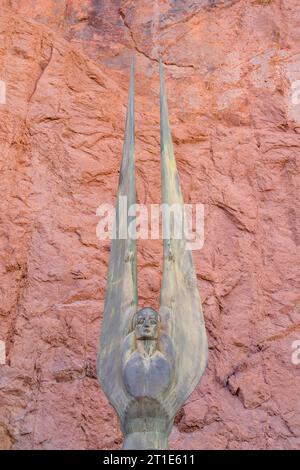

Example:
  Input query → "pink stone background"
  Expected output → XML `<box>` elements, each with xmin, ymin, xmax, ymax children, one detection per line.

<box><xmin>0</xmin><ymin>0</ymin><xmax>299</xmax><ymax>449</ymax></box>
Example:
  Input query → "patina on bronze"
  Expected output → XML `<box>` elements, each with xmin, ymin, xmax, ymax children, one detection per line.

<box><xmin>97</xmin><ymin>60</ymin><xmax>208</xmax><ymax>450</ymax></box>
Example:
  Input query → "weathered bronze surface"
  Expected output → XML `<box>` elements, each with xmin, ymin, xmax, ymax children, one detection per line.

<box><xmin>97</xmin><ymin>61</ymin><xmax>208</xmax><ymax>450</ymax></box>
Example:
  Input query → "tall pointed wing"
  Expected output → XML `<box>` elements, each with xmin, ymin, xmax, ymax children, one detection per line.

<box><xmin>159</xmin><ymin>62</ymin><xmax>208</xmax><ymax>413</ymax></box>
<box><xmin>97</xmin><ymin>61</ymin><xmax>137</xmax><ymax>422</ymax></box>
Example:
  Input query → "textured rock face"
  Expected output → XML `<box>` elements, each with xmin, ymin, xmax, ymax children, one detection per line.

<box><xmin>0</xmin><ymin>0</ymin><xmax>299</xmax><ymax>450</ymax></box>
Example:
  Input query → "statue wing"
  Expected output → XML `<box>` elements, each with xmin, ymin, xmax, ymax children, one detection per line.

<box><xmin>159</xmin><ymin>62</ymin><xmax>208</xmax><ymax>413</ymax></box>
<box><xmin>97</xmin><ymin>61</ymin><xmax>137</xmax><ymax>423</ymax></box>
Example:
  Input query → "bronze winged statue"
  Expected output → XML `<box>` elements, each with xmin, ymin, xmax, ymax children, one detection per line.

<box><xmin>97</xmin><ymin>60</ymin><xmax>208</xmax><ymax>450</ymax></box>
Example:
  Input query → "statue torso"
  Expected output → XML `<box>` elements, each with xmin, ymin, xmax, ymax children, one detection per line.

<box><xmin>123</xmin><ymin>348</ymin><xmax>172</xmax><ymax>398</ymax></box>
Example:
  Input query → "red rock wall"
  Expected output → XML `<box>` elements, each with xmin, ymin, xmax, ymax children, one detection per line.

<box><xmin>0</xmin><ymin>0</ymin><xmax>299</xmax><ymax>449</ymax></box>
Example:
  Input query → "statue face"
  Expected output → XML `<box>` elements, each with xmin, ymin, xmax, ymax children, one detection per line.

<box><xmin>135</xmin><ymin>308</ymin><xmax>159</xmax><ymax>340</ymax></box>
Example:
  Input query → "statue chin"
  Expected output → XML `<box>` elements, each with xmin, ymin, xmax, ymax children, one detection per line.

<box><xmin>136</xmin><ymin>334</ymin><xmax>156</xmax><ymax>340</ymax></box>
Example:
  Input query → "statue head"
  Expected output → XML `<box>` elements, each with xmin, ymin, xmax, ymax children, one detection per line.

<box><xmin>134</xmin><ymin>307</ymin><xmax>160</xmax><ymax>340</ymax></box>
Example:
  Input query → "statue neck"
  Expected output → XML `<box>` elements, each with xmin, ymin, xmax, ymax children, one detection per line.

<box><xmin>136</xmin><ymin>338</ymin><xmax>157</xmax><ymax>357</ymax></box>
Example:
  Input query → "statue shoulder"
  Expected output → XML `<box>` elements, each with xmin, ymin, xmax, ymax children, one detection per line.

<box><xmin>123</xmin><ymin>331</ymin><xmax>135</xmax><ymax>347</ymax></box>
<box><xmin>122</xmin><ymin>332</ymin><xmax>135</xmax><ymax>359</ymax></box>
<box><xmin>158</xmin><ymin>332</ymin><xmax>175</xmax><ymax>362</ymax></box>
